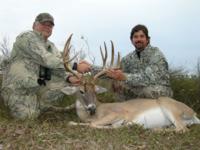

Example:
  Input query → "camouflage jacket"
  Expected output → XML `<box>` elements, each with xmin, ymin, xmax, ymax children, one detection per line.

<box><xmin>2</xmin><ymin>30</ymin><xmax>67</xmax><ymax>92</ymax></box>
<box><xmin>91</xmin><ymin>45</ymin><xmax>172</xmax><ymax>99</ymax></box>
<box><xmin>121</xmin><ymin>44</ymin><xmax>171</xmax><ymax>89</ymax></box>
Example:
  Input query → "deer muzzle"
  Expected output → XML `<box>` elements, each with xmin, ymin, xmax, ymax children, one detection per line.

<box><xmin>87</xmin><ymin>104</ymin><xmax>96</xmax><ymax>115</ymax></box>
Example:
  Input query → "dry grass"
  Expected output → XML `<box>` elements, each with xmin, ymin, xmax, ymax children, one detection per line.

<box><xmin>1</xmin><ymin>117</ymin><xmax>200</xmax><ymax>150</ymax></box>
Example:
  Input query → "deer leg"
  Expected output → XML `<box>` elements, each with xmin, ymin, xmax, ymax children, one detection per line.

<box><xmin>164</xmin><ymin>111</ymin><xmax>188</xmax><ymax>133</ymax></box>
<box><xmin>90</xmin><ymin>113</ymin><xmax>124</xmax><ymax>128</ymax></box>
<box><xmin>40</xmin><ymin>103</ymin><xmax>75</xmax><ymax>114</ymax></box>
<box><xmin>68</xmin><ymin>121</ymin><xmax>90</xmax><ymax>126</ymax></box>
<box><xmin>157</xmin><ymin>99</ymin><xmax>189</xmax><ymax>133</ymax></box>
<box><xmin>172</xmin><ymin>117</ymin><xmax>189</xmax><ymax>133</ymax></box>
<box><xmin>69</xmin><ymin>121</ymin><xmax>113</xmax><ymax>129</ymax></box>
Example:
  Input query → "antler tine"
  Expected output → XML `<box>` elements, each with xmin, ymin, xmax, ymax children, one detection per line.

<box><xmin>93</xmin><ymin>42</ymin><xmax>108</xmax><ymax>81</ymax></box>
<box><xmin>63</xmin><ymin>50</ymin><xmax>79</xmax><ymax>64</ymax></box>
<box><xmin>63</xmin><ymin>34</ymin><xmax>80</xmax><ymax>79</ymax></box>
<box><xmin>103</xmin><ymin>42</ymin><xmax>108</xmax><ymax>68</ymax></box>
<box><xmin>116</xmin><ymin>51</ymin><xmax>121</xmax><ymax>69</ymax></box>
<box><xmin>63</xmin><ymin>34</ymin><xmax>72</xmax><ymax>58</ymax></box>
<box><xmin>110</xmin><ymin>40</ymin><xmax>114</xmax><ymax>67</ymax></box>
<box><xmin>100</xmin><ymin>45</ymin><xmax>107</xmax><ymax>68</ymax></box>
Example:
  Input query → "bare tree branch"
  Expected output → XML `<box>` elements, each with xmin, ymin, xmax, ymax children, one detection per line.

<box><xmin>0</xmin><ymin>37</ymin><xmax>11</xmax><ymax>59</ymax></box>
<box><xmin>197</xmin><ymin>57</ymin><xmax>200</xmax><ymax>78</ymax></box>
<box><xmin>81</xmin><ymin>36</ymin><xmax>96</xmax><ymax>65</ymax></box>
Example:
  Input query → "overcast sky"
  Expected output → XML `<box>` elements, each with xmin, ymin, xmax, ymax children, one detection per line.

<box><xmin>0</xmin><ymin>0</ymin><xmax>200</xmax><ymax>73</ymax></box>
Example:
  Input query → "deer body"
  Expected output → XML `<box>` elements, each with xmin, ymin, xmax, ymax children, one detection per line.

<box><xmin>74</xmin><ymin>96</ymin><xmax>200</xmax><ymax>131</ymax></box>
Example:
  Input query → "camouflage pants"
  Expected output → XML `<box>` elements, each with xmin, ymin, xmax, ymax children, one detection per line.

<box><xmin>123</xmin><ymin>85</ymin><xmax>173</xmax><ymax>100</ymax></box>
<box><xmin>1</xmin><ymin>81</ymin><xmax>67</xmax><ymax>120</ymax></box>
<box><xmin>112</xmin><ymin>81</ymin><xmax>173</xmax><ymax>101</ymax></box>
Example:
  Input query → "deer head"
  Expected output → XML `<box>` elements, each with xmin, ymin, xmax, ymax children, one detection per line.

<box><xmin>62</xmin><ymin>34</ymin><xmax>121</xmax><ymax>115</ymax></box>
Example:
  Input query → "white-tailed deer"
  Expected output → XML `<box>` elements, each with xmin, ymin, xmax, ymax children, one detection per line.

<box><xmin>62</xmin><ymin>34</ymin><xmax>200</xmax><ymax>132</ymax></box>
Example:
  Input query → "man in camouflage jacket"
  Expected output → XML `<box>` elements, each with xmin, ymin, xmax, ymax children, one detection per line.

<box><xmin>107</xmin><ymin>24</ymin><xmax>173</xmax><ymax>99</ymax></box>
<box><xmin>1</xmin><ymin>13</ymin><xmax>72</xmax><ymax>119</ymax></box>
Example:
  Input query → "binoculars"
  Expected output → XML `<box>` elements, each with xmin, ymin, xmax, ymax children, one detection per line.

<box><xmin>37</xmin><ymin>66</ymin><xmax>51</xmax><ymax>86</ymax></box>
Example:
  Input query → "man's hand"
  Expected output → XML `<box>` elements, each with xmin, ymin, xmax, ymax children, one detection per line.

<box><xmin>106</xmin><ymin>69</ymin><xmax>126</xmax><ymax>81</ymax></box>
<box><xmin>77</xmin><ymin>60</ymin><xmax>91</xmax><ymax>73</ymax></box>
<box><xmin>68</xmin><ymin>74</ymin><xmax>82</xmax><ymax>84</ymax></box>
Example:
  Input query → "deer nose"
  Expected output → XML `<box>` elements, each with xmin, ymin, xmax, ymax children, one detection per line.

<box><xmin>87</xmin><ymin>104</ymin><xmax>96</xmax><ymax>115</ymax></box>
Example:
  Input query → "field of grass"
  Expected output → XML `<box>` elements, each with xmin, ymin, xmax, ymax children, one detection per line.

<box><xmin>0</xmin><ymin>94</ymin><xmax>200</xmax><ymax>150</ymax></box>
<box><xmin>1</xmin><ymin>119</ymin><xmax>200</xmax><ymax>150</ymax></box>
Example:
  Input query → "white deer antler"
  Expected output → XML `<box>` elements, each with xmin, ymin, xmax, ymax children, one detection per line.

<box><xmin>63</xmin><ymin>34</ymin><xmax>80</xmax><ymax>79</ymax></box>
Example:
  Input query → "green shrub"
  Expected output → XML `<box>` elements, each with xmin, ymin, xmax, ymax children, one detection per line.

<box><xmin>170</xmin><ymin>70</ymin><xmax>200</xmax><ymax>113</ymax></box>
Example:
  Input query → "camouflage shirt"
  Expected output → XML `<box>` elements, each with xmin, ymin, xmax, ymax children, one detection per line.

<box><xmin>2</xmin><ymin>30</ymin><xmax>67</xmax><ymax>92</ymax></box>
<box><xmin>120</xmin><ymin>44</ymin><xmax>172</xmax><ymax>98</ymax></box>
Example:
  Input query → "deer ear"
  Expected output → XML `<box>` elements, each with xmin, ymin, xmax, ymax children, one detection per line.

<box><xmin>61</xmin><ymin>86</ymin><xmax>79</xmax><ymax>95</ymax></box>
<box><xmin>95</xmin><ymin>85</ymin><xmax>107</xmax><ymax>94</ymax></box>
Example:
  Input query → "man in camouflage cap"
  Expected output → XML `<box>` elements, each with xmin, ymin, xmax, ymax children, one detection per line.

<box><xmin>106</xmin><ymin>24</ymin><xmax>173</xmax><ymax>99</ymax></box>
<box><xmin>1</xmin><ymin>13</ymin><xmax>77</xmax><ymax>119</ymax></box>
<box><xmin>35</xmin><ymin>13</ymin><xmax>54</xmax><ymax>25</ymax></box>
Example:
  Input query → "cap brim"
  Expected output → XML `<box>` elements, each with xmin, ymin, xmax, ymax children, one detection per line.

<box><xmin>40</xmin><ymin>19</ymin><xmax>54</xmax><ymax>25</ymax></box>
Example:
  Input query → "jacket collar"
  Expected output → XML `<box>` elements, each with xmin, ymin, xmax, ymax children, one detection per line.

<box><xmin>33</xmin><ymin>30</ymin><xmax>47</xmax><ymax>42</ymax></box>
<box><xmin>135</xmin><ymin>44</ymin><xmax>151</xmax><ymax>53</ymax></box>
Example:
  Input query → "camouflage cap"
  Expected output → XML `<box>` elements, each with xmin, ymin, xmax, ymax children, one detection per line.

<box><xmin>35</xmin><ymin>13</ymin><xmax>54</xmax><ymax>25</ymax></box>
